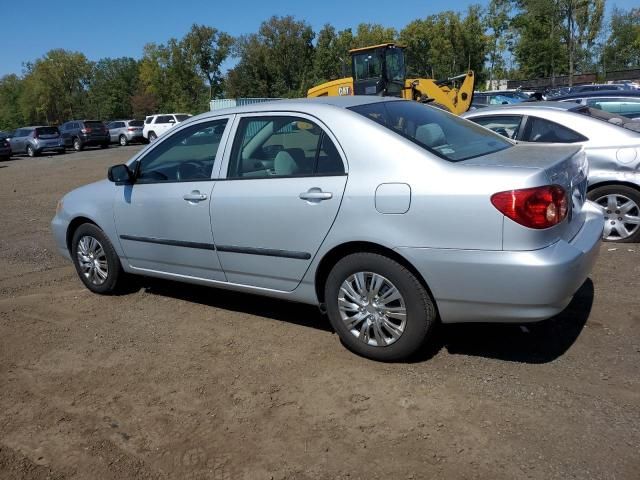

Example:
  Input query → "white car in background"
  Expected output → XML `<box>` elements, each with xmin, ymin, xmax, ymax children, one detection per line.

<box><xmin>143</xmin><ymin>113</ymin><xmax>192</xmax><ymax>142</ymax></box>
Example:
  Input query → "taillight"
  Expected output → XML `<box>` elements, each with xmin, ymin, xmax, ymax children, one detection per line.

<box><xmin>491</xmin><ymin>185</ymin><xmax>568</xmax><ymax>229</ymax></box>
<box><xmin>127</xmin><ymin>127</ymin><xmax>135</xmax><ymax>131</ymax></box>
<box><xmin>81</xmin><ymin>128</ymin><xmax>92</xmax><ymax>134</ymax></box>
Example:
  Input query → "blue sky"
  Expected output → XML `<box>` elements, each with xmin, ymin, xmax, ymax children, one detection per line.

<box><xmin>1</xmin><ymin>0</ymin><xmax>637</xmax><ymax>77</ymax></box>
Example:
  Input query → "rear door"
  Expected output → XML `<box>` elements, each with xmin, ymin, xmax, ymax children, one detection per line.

<box><xmin>114</xmin><ymin>117</ymin><xmax>232</xmax><ymax>280</ymax></box>
<box><xmin>211</xmin><ymin>113</ymin><xmax>348</xmax><ymax>291</ymax></box>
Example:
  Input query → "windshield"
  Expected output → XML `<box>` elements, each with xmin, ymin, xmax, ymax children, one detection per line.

<box><xmin>572</xmin><ymin>106</ymin><xmax>640</xmax><ymax>134</ymax></box>
<box><xmin>350</xmin><ymin>101</ymin><xmax>512</xmax><ymax>162</ymax></box>
<box><xmin>385</xmin><ymin>48</ymin><xmax>405</xmax><ymax>82</ymax></box>
<box><xmin>353</xmin><ymin>51</ymin><xmax>383</xmax><ymax>81</ymax></box>
<box><xmin>175</xmin><ymin>115</ymin><xmax>191</xmax><ymax>122</ymax></box>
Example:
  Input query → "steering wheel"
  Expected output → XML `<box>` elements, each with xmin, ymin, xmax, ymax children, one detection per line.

<box><xmin>176</xmin><ymin>161</ymin><xmax>208</xmax><ymax>181</ymax></box>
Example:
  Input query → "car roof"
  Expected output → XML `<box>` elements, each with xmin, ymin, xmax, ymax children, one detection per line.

<box><xmin>463</xmin><ymin>101</ymin><xmax>577</xmax><ymax>115</ymax></box>
<box><xmin>552</xmin><ymin>90</ymin><xmax>640</xmax><ymax>100</ymax></box>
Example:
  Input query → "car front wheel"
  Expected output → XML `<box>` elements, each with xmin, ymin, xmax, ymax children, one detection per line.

<box><xmin>588</xmin><ymin>185</ymin><xmax>640</xmax><ymax>243</ymax></box>
<box><xmin>324</xmin><ymin>252</ymin><xmax>436</xmax><ymax>361</ymax></box>
<box><xmin>71</xmin><ymin>223</ymin><xmax>125</xmax><ymax>294</ymax></box>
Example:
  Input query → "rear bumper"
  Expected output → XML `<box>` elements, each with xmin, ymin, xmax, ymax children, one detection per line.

<box><xmin>397</xmin><ymin>201</ymin><xmax>603</xmax><ymax>323</ymax></box>
<box><xmin>34</xmin><ymin>142</ymin><xmax>64</xmax><ymax>152</ymax></box>
<box><xmin>80</xmin><ymin>135</ymin><xmax>109</xmax><ymax>145</ymax></box>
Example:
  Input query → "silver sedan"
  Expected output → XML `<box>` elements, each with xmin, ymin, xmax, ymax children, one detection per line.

<box><xmin>51</xmin><ymin>97</ymin><xmax>602</xmax><ymax>361</ymax></box>
<box><xmin>463</xmin><ymin>102</ymin><xmax>640</xmax><ymax>242</ymax></box>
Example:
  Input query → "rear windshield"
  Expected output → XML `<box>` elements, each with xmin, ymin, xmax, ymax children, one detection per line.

<box><xmin>175</xmin><ymin>114</ymin><xmax>191</xmax><ymax>122</ymax></box>
<box><xmin>35</xmin><ymin>126</ymin><xmax>59</xmax><ymax>135</ymax></box>
<box><xmin>349</xmin><ymin>101</ymin><xmax>512</xmax><ymax>161</ymax></box>
<box><xmin>84</xmin><ymin>121</ymin><xmax>105</xmax><ymax>128</ymax></box>
<box><xmin>572</xmin><ymin>106</ymin><xmax>640</xmax><ymax>134</ymax></box>
<box><xmin>129</xmin><ymin>120</ymin><xmax>144</xmax><ymax>127</ymax></box>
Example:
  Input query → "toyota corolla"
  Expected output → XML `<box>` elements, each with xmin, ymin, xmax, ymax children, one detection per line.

<box><xmin>52</xmin><ymin>97</ymin><xmax>603</xmax><ymax>361</ymax></box>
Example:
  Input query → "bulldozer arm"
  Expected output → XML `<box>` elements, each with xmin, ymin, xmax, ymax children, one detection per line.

<box><xmin>404</xmin><ymin>71</ymin><xmax>475</xmax><ymax>115</ymax></box>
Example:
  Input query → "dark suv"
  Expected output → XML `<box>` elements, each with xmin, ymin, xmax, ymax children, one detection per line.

<box><xmin>60</xmin><ymin>120</ymin><xmax>110</xmax><ymax>151</ymax></box>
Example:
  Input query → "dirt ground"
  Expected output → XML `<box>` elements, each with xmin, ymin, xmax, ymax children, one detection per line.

<box><xmin>0</xmin><ymin>145</ymin><xmax>639</xmax><ymax>480</ymax></box>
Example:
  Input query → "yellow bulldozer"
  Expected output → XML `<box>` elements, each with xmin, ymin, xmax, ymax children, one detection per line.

<box><xmin>307</xmin><ymin>43</ymin><xmax>475</xmax><ymax>115</ymax></box>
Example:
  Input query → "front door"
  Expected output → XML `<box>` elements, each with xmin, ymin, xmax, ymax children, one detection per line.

<box><xmin>211</xmin><ymin>114</ymin><xmax>348</xmax><ymax>291</ymax></box>
<box><xmin>114</xmin><ymin>117</ymin><xmax>231</xmax><ymax>281</ymax></box>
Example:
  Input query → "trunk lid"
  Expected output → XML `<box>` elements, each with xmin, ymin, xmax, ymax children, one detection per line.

<box><xmin>461</xmin><ymin>143</ymin><xmax>589</xmax><ymax>250</ymax></box>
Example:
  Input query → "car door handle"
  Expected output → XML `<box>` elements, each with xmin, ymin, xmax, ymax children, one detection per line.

<box><xmin>299</xmin><ymin>189</ymin><xmax>333</xmax><ymax>201</ymax></box>
<box><xmin>183</xmin><ymin>191</ymin><xmax>208</xmax><ymax>202</ymax></box>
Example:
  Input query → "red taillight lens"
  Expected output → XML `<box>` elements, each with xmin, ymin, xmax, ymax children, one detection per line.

<box><xmin>491</xmin><ymin>185</ymin><xmax>568</xmax><ymax>229</ymax></box>
<box><xmin>127</xmin><ymin>127</ymin><xmax>135</xmax><ymax>131</ymax></box>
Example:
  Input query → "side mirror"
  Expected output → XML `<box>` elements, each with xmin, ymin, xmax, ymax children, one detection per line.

<box><xmin>108</xmin><ymin>164</ymin><xmax>133</xmax><ymax>183</ymax></box>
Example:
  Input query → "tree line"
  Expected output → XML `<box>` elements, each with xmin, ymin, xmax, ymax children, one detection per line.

<box><xmin>1</xmin><ymin>0</ymin><xmax>639</xmax><ymax>130</ymax></box>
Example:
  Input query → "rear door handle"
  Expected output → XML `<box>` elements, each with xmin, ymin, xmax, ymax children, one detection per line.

<box><xmin>299</xmin><ymin>189</ymin><xmax>333</xmax><ymax>201</ymax></box>
<box><xmin>183</xmin><ymin>191</ymin><xmax>208</xmax><ymax>202</ymax></box>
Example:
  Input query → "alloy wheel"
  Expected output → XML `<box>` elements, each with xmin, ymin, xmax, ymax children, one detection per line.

<box><xmin>595</xmin><ymin>193</ymin><xmax>640</xmax><ymax>241</ymax></box>
<box><xmin>76</xmin><ymin>235</ymin><xmax>109</xmax><ymax>285</ymax></box>
<box><xmin>338</xmin><ymin>272</ymin><xmax>407</xmax><ymax>347</ymax></box>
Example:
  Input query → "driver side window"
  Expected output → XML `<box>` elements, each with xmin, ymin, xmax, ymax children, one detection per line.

<box><xmin>136</xmin><ymin>119</ymin><xmax>227</xmax><ymax>183</ymax></box>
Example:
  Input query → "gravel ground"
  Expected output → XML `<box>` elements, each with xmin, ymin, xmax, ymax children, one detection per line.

<box><xmin>0</xmin><ymin>146</ymin><xmax>639</xmax><ymax>479</ymax></box>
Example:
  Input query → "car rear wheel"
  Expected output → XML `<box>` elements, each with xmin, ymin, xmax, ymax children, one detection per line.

<box><xmin>588</xmin><ymin>185</ymin><xmax>640</xmax><ymax>243</ymax></box>
<box><xmin>73</xmin><ymin>137</ymin><xmax>83</xmax><ymax>151</ymax></box>
<box><xmin>71</xmin><ymin>223</ymin><xmax>125</xmax><ymax>294</ymax></box>
<box><xmin>324</xmin><ymin>252</ymin><xmax>436</xmax><ymax>361</ymax></box>
<box><xmin>148</xmin><ymin>131</ymin><xmax>157</xmax><ymax>142</ymax></box>
<box><xmin>26</xmin><ymin>145</ymin><xmax>37</xmax><ymax>157</ymax></box>
<box><xmin>119</xmin><ymin>135</ymin><xmax>128</xmax><ymax>146</ymax></box>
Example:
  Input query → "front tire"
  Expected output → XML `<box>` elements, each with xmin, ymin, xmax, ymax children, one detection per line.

<box><xmin>588</xmin><ymin>185</ymin><xmax>640</xmax><ymax>243</ymax></box>
<box><xmin>119</xmin><ymin>135</ymin><xmax>128</xmax><ymax>146</ymax></box>
<box><xmin>324</xmin><ymin>252</ymin><xmax>436</xmax><ymax>361</ymax></box>
<box><xmin>71</xmin><ymin>223</ymin><xmax>124</xmax><ymax>294</ymax></box>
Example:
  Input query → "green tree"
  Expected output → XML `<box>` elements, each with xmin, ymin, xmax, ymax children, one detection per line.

<box><xmin>19</xmin><ymin>49</ymin><xmax>92</xmax><ymax>124</ymax></box>
<box><xmin>183</xmin><ymin>24</ymin><xmax>233</xmax><ymax>100</ymax></box>
<box><xmin>87</xmin><ymin>57</ymin><xmax>140</xmax><ymax>119</ymax></box>
<box><xmin>603</xmin><ymin>7</ymin><xmax>640</xmax><ymax>71</ymax></box>
<box><xmin>226</xmin><ymin>16</ymin><xmax>314</xmax><ymax>98</ymax></box>
<box><xmin>0</xmin><ymin>74</ymin><xmax>26</xmax><ymax>130</ymax></box>
<box><xmin>352</xmin><ymin>23</ymin><xmax>397</xmax><ymax>48</ymax></box>
<box><xmin>485</xmin><ymin>0</ymin><xmax>512</xmax><ymax>84</ymax></box>
<box><xmin>312</xmin><ymin>25</ymin><xmax>354</xmax><ymax>83</ymax></box>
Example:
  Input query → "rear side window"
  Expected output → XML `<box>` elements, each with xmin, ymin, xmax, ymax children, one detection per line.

<box><xmin>35</xmin><ymin>127</ymin><xmax>59</xmax><ymax>136</ymax></box>
<box><xmin>350</xmin><ymin>100</ymin><xmax>512</xmax><ymax>161</ymax></box>
<box><xmin>227</xmin><ymin>116</ymin><xmax>344</xmax><ymax>178</ymax></box>
<box><xmin>586</xmin><ymin>98</ymin><xmax>640</xmax><ymax>119</ymax></box>
<box><xmin>469</xmin><ymin>115</ymin><xmax>523</xmax><ymax>140</ymax></box>
<box><xmin>156</xmin><ymin>116</ymin><xmax>172</xmax><ymax>124</ymax></box>
<box><xmin>145</xmin><ymin>117</ymin><xmax>154</xmax><ymax>124</ymax></box>
<box><xmin>523</xmin><ymin>117</ymin><xmax>588</xmax><ymax>143</ymax></box>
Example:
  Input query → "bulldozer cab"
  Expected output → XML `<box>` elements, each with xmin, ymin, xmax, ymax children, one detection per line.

<box><xmin>351</xmin><ymin>44</ymin><xmax>406</xmax><ymax>97</ymax></box>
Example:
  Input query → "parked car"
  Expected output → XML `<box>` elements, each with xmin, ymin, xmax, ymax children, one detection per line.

<box><xmin>552</xmin><ymin>91</ymin><xmax>640</xmax><ymax>120</ymax></box>
<box><xmin>463</xmin><ymin>102</ymin><xmax>640</xmax><ymax>242</ymax></box>
<box><xmin>107</xmin><ymin>119</ymin><xmax>145</xmax><ymax>146</ymax></box>
<box><xmin>60</xmin><ymin>120</ymin><xmax>110</xmax><ymax>151</ymax></box>
<box><xmin>143</xmin><ymin>113</ymin><xmax>192</xmax><ymax>142</ymax></box>
<box><xmin>569</xmin><ymin>84</ymin><xmax>631</xmax><ymax>94</ymax></box>
<box><xmin>0</xmin><ymin>134</ymin><xmax>11</xmax><ymax>160</ymax></box>
<box><xmin>473</xmin><ymin>92</ymin><xmax>525</xmax><ymax>107</ymax></box>
<box><xmin>7</xmin><ymin>126</ymin><xmax>65</xmax><ymax>157</ymax></box>
<box><xmin>52</xmin><ymin>97</ymin><xmax>603</xmax><ymax>361</ymax></box>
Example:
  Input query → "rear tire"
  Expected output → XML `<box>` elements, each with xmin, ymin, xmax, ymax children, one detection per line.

<box><xmin>71</xmin><ymin>223</ymin><xmax>125</xmax><ymax>294</ymax></box>
<box><xmin>73</xmin><ymin>137</ymin><xmax>83</xmax><ymax>151</ymax></box>
<box><xmin>26</xmin><ymin>145</ymin><xmax>37</xmax><ymax>157</ymax></box>
<box><xmin>324</xmin><ymin>252</ymin><xmax>436</xmax><ymax>361</ymax></box>
<box><xmin>119</xmin><ymin>135</ymin><xmax>128</xmax><ymax>146</ymax></box>
<box><xmin>148</xmin><ymin>131</ymin><xmax>157</xmax><ymax>142</ymax></box>
<box><xmin>588</xmin><ymin>185</ymin><xmax>640</xmax><ymax>243</ymax></box>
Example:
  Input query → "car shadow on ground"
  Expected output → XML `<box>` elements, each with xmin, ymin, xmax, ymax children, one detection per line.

<box><xmin>138</xmin><ymin>277</ymin><xmax>594</xmax><ymax>365</ymax></box>
<box><xmin>415</xmin><ymin>279</ymin><xmax>595</xmax><ymax>364</ymax></box>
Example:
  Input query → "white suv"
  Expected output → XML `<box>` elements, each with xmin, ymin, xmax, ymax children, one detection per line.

<box><xmin>143</xmin><ymin>113</ymin><xmax>192</xmax><ymax>142</ymax></box>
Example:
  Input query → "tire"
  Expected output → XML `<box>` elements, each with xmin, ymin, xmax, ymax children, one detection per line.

<box><xmin>119</xmin><ymin>135</ymin><xmax>128</xmax><ymax>146</ymax></box>
<box><xmin>73</xmin><ymin>137</ymin><xmax>83</xmax><ymax>152</ymax></box>
<box><xmin>148</xmin><ymin>131</ymin><xmax>157</xmax><ymax>142</ymax></box>
<box><xmin>588</xmin><ymin>185</ymin><xmax>640</xmax><ymax>243</ymax></box>
<box><xmin>324</xmin><ymin>252</ymin><xmax>436</xmax><ymax>361</ymax></box>
<box><xmin>71</xmin><ymin>223</ymin><xmax>125</xmax><ymax>294</ymax></box>
<box><xmin>26</xmin><ymin>145</ymin><xmax>37</xmax><ymax>157</ymax></box>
